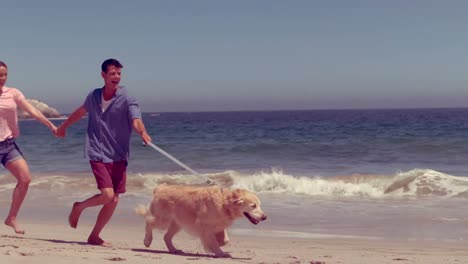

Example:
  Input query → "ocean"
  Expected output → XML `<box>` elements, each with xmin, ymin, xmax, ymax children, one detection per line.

<box><xmin>2</xmin><ymin>109</ymin><xmax>468</xmax><ymax>241</ymax></box>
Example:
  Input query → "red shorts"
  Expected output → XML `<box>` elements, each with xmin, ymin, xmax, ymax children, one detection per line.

<box><xmin>90</xmin><ymin>160</ymin><xmax>127</xmax><ymax>194</ymax></box>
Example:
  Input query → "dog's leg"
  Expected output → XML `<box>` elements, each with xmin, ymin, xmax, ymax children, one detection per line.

<box><xmin>144</xmin><ymin>220</ymin><xmax>153</xmax><ymax>247</ymax></box>
<box><xmin>201</xmin><ymin>232</ymin><xmax>231</xmax><ymax>258</ymax></box>
<box><xmin>215</xmin><ymin>229</ymin><xmax>230</xmax><ymax>247</ymax></box>
<box><xmin>164</xmin><ymin>221</ymin><xmax>183</xmax><ymax>254</ymax></box>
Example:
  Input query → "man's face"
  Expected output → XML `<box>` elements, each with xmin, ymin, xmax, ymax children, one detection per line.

<box><xmin>101</xmin><ymin>65</ymin><xmax>121</xmax><ymax>90</ymax></box>
<box><xmin>0</xmin><ymin>66</ymin><xmax>7</xmax><ymax>87</ymax></box>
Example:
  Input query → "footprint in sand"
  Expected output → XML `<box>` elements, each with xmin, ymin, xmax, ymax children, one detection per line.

<box><xmin>105</xmin><ymin>257</ymin><xmax>126</xmax><ymax>261</ymax></box>
<box><xmin>4</xmin><ymin>250</ymin><xmax>34</xmax><ymax>256</ymax></box>
<box><xmin>0</xmin><ymin>245</ymin><xmax>19</xmax><ymax>249</ymax></box>
<box><xmin>19</xmin><ymin>252</ymin><xmax>34</xmax><ymax>256</ymax></box>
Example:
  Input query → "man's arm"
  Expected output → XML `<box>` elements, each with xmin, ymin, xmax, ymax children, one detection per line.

<box><xmin>132</xmin><ymin>118</ymin><xmax>152</xmax><ymax>144</ymax></box>
<box><xmin>56</xmin><ymin>105</ymin><xmax>87</xmax><ymax>138</ymax></box>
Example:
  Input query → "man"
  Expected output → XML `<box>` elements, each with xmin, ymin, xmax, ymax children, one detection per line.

<box><xmin>57</xmin><ymin>58</ymin><xmax>151</xmax><ymax>246</ymax></box>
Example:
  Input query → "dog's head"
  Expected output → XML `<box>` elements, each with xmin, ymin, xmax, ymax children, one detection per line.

<box><xmin>231</xmin><ymin>189</ymin><xmax>267</xmax><ymax>225</ymax></box>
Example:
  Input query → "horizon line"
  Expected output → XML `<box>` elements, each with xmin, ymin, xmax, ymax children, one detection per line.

<box><xmin>57</xmin><ymin>106</ymin><xmax>468</xmax><ymax>115</ymax></box>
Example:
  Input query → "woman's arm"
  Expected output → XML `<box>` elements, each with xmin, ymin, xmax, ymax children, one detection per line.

<box><xmin>17</xmin><ymin>98</ymin><xmax>57</xmax><ymax>133</ymax></box>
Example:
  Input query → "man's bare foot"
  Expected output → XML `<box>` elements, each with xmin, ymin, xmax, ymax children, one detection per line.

<box><xmin>4</xmin><ymin>217</ymin><xmax>25</xmax><ymax>235</ymax></box>
<box><xmin>68</xmin><ymin>202</ymin><xmax>83</xmax><ymax>228</ymax></box>
<box><xmin>87</xmin><ymin>236</ymin><xmax>112</xmax><ymax>247</ymax></box>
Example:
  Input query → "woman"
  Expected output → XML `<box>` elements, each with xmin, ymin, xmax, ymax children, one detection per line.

<box><xmin>0</xmin><ymin>60</ymin><xmax>57</xmax><ymax>234</ymax></box>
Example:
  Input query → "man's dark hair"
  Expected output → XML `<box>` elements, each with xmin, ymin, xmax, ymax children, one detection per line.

<box><xmin>101</xmin><ymin>58</ymin><xmax>123</xmax><ymax>73</ymax></box>
<box><xmin>0</xmin><ymin>61</ymin><xmax>7</xmax><ymax>68</ymax></box>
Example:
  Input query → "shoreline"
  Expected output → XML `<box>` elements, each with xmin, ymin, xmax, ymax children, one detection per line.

<box><xmin>1</xmin><ymin>222</ymin><xmax>468</xmax><ymax>264</ymax></box>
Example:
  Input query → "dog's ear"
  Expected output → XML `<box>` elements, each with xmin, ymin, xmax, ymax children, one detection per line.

<box><xmin>232</xmin><ymin>198</ymin><xmax>244</xmax><ymax>206</ymax></box>
<box><xmin>231</xmin><ymin>189</ymin><xmax>244</xmax><ymax>205</ymax></box>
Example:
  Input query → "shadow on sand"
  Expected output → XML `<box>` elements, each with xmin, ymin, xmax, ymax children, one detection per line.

<box><xmin>132</xmin><ymin>248</ymin><xmax>252</xmax><ymax>260</ymax></box>
<box><xmin>2</xmin><ymin>234</ymin><xmax>89</xmax><ymax>246</ymax></box>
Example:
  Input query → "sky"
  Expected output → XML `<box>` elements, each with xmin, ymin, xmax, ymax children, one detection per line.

<box><xmin>2</xmin><ymin>0</ymin><xmax>468</xmax><ymax>113</ymax></box>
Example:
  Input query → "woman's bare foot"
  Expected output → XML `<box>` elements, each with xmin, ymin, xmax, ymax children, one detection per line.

<box><xmin>87</xmin><ymin>236</ymin><xmax>112</xmax><ymax>247</ymax></box>
<box><xmin>4</xmin><ymin>217</ymin><xmax>25</xmax><ymax>235</ymax></box>
<box><xmin>68</xmin><ymin>202</ymin><xmax>83</xmax><ymax>228</ymax></box>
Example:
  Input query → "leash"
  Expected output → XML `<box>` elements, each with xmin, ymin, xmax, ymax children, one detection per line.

<box><xmin>146</xmin><ymin>142</ymin><xmax>216</xmax><ymax>186</ymax></box>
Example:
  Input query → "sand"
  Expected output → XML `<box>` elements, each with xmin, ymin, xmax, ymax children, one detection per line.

<box><xmin>1</xmin><ymin>222</ymin><xmax>468</xmax><ymax>264</ymax></box>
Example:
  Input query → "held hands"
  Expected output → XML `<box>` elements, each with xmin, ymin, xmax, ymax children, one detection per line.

<box><xmin>55</xmin><ymin>124</ymin><xmax>67</xmax><ymax>138</ymax></box>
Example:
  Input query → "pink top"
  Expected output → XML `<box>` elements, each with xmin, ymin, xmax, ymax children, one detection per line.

<box><xmin>0</xmin><ymin>86</ymin><xmax>25</xmax><ymax>141</ymax></box>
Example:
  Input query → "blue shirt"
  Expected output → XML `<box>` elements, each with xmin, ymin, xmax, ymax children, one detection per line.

<box><xmin>83</xmin><ymin>87</ymin><xmax>142</xmax><ymax>162</ymax></box>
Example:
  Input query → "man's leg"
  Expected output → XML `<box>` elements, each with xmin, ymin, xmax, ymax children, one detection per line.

<box><xmin>5</xmin><ymin>159</ymin><xmax>31</xmax><ymax>234</ymax></box>
<box><xmin>87</xmin><ymin>194</ymin><xmax>119</xmax><ymax>246</ymax></box>
<box><xmin>72</xmin><ymin>160</ymin><xmax>126</xmax><ymax>245</ymax></box>
<box><xmin>68</xmin><ymin>188</ymin><xmax>115</xmax><ymax>228</ymax></box>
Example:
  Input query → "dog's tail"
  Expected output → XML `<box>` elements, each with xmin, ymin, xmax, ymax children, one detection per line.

<box><xmin>135</xmin><ymin>204</ymin><xmax>156</xmax><ymax>224</ymax></box>
<box><xmin>134</xmin><ymin>204</ymin><xmax>148</xmax><ymax>216</ymax></box>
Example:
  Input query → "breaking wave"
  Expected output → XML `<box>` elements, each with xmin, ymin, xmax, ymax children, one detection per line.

<box><xmin>1</xmin><ymin>169</ymin><xmax>468</xmax><ymax>199</ymax></box>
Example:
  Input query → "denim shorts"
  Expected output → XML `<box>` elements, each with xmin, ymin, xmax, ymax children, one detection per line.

<box><xmin>0</xmin><ymin>138</ymin><xmax>24</xmax><ymax>166</ymax></box>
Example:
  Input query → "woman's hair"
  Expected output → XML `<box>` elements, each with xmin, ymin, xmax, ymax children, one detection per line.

<box><xmin>0</xmin><ymin>61</ymin><xmax>7</xmax><ymax>68</ymax></box>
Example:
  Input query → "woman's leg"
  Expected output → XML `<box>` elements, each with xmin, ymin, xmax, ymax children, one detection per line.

<box><xmin>5</xmin><ymin>158</ymin><xmax>31</xmax><ymax>234</ymax></box>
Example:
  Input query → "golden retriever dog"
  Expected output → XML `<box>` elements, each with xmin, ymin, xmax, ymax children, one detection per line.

<box><xmin>136</xmin><ymin>184</ymin><xmax>267</xmax><ymax>258</ymax></box>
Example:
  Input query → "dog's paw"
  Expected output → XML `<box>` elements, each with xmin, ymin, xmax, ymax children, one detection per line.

<box><xmin>218</xmin><ymin>238</ymin><xmax>229</xmax><ymax>247</ymax></box>
<box><xmin>215</xmin><ymin>230</ymin><xmax>230</xmax><ymax>246</ymax></box>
